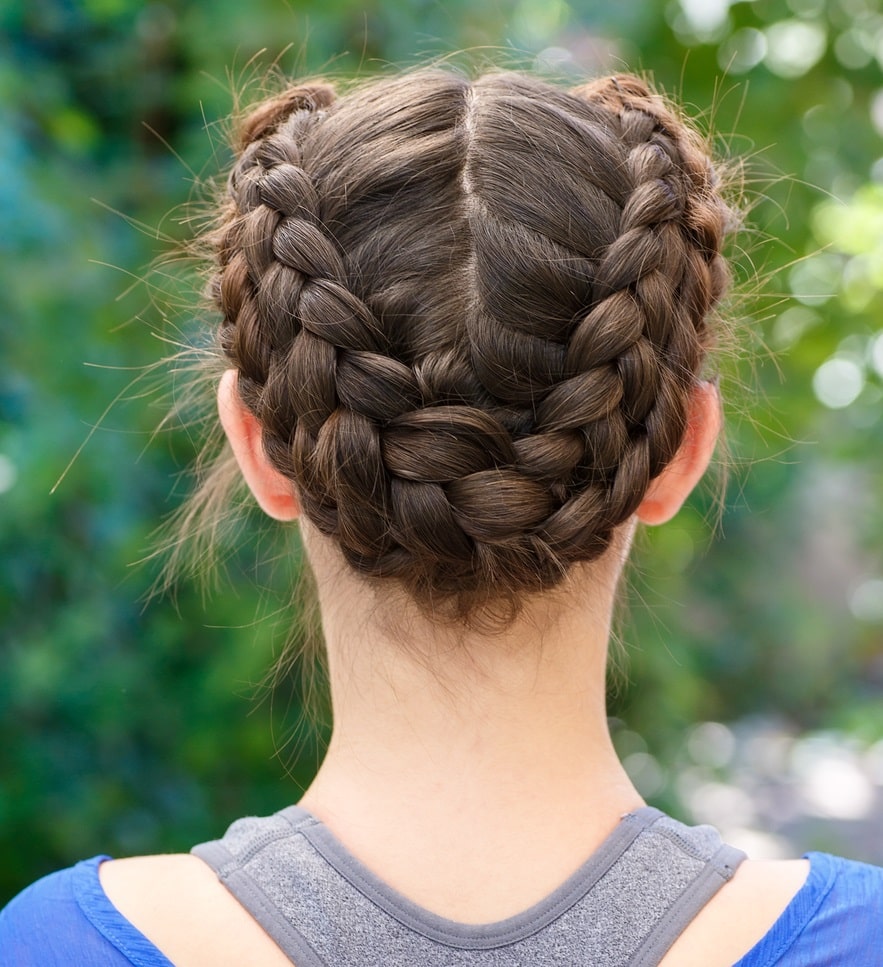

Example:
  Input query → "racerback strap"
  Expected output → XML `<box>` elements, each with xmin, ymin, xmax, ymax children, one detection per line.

<box><xmin>192</xmin><ymin>805</ymin><xmax>745</xmax><ymax>967</ymax></box>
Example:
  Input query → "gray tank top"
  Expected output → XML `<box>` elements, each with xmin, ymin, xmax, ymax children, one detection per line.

<box><xmin>192</xmin><ymin>805</ymin><xmax>745</xmax><ymax>967</ymax></box>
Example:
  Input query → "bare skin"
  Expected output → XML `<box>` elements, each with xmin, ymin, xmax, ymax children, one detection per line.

<box><xmin>100</xmin><ymin>852</ymin><xmax>809</xmax><ymax>967</ymax></box>
<box><xmin>99</xmin><ymin>376</ymin><xmax>811</xmax><ymax>965</ymax></box>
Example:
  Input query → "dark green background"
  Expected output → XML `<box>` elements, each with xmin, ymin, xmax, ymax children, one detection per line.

<box><xmin>3</xmin><ymin>0</ymin><xmax>883</xmax><ymax>899</ymax></box>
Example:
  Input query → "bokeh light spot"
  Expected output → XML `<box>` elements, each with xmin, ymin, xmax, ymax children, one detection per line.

<box><xmin>764</xmin><ymin>20</ymin><xmax>827</xmax><ymax>77</ymax></box>
<box><xmin>812</xmin><ymin>358</ymin><xmax>865</xmax><ymax>409</ymax></box>
<box><xmin>0</xmin><ymin>455</ymin><xmax>17</xmax><ymax>494</ymax></box>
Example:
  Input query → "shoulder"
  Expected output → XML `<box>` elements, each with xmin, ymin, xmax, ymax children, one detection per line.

<box><xmin>811</xmin><ymin>849</ymin><xmax>883</xmax><ymax>898</ymax></box>
<box><xmin>735</xmin><ymin>852</ymin><xmax>883</xmax><ymax>967</ymax></box>
<box><xmin>794</xmin><ymin>854</ymin><xmax>883</xmax><ymax>948</ymax></box>
<box><xmin>659</xmin><ymin>857</ymin><xmax>811</xmax><ymax>967</ymax></box>
<box><xmin>0</xmin><ymin>857</ymin><xmax>172</xmax><ymax>966</ymax></box>
<box><xmin>663</xmin><ymin>852</ymin><xmax>883</xmax><ymax>967</ymax></box>
<box><xmin>100</xmin><ymin>854</ymin><xmax>292</xmax><ymax>967</ymax></box>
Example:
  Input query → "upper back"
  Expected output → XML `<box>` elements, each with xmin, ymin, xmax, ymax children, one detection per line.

<box><xmin>96</xmin><ymin>806</ymin><xmax>819</xmax><ymax>967</ymax></box>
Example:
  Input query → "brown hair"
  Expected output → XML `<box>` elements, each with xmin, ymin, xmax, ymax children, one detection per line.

<box><xmin>202</xmin><ymin>67</ymin><xmax>733</xmax><ymax>620</ymax></box>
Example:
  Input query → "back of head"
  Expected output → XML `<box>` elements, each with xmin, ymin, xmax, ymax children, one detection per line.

<box><xmin>208</xmin><ymin>67</ymin><xmax>733</xmax><ymax>619</ymax></box>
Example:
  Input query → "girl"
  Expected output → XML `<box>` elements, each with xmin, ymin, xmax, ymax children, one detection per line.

<box><xmin>3</xmin><ymin>66</ymin><xmax>881</xmax><ymax>966</ymax></box>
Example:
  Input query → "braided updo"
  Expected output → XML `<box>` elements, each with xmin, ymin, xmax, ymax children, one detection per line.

<box><xmin>208</xmin><ymin>69</ymin><xmax>733</xmax><ymax>617</ymax></box>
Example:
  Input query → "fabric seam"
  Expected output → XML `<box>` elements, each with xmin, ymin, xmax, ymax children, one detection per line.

<box><xmin>298</xmin><ymin>808</ymin><xmax>661</xmax><ymax>949</ymax></box>
<box><xmin>628</xmin><ymin>843</ymin><xmax>747</xmax><ymax>967</ymax></box>
<box><xmin>193</xmin><ymin>839</ymin><xmax>327</xmax><ymax>967</ymax></box>
<box><xmin>72</xmin><ymin>857</ymin><xmax>176</xmax><ymax>967</ymax></box>
<box><xmin>733</xmin><ymin>853</ymin><xmax>838</xmax><ymax>967</ymax></box>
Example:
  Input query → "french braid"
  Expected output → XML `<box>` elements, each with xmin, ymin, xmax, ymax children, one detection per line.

<box><xmin>210</xmin><ymin>69</ymin><xmax>733</xmax><ymax>617</ymax></box>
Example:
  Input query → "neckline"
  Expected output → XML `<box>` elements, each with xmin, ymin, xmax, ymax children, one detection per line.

<box><xmin>277</xmin><ymin>804</ymin><xmax>664</xmax><ymax>948</ymax></box>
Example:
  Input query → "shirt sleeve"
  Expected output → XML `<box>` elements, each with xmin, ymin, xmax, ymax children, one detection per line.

<box><xmin>0</xmin><ymin>857</ymin><xmax>175</xmax><ymax>967</ymax></box>
<box><xmin>735</xmin><ymin>852</ymin><xmax>883</xmax><ymax>967</ymax></box>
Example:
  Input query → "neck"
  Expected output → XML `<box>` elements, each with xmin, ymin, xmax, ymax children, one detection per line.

<box><xmin>297</xmin><ymin>530</ymin><xmax>643</xmax><ymax>920</ymax></box>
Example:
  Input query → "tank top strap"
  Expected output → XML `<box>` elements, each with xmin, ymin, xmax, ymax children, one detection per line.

<box><xmin>192</xmin><ymin>805</ymin><xmax>745</xmax><ymax>967</ymax></box>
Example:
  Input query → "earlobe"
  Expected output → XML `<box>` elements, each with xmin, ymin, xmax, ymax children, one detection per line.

<box><xmin>217</xmin><ymin>369</ymin><xmax>301</xmax><ymax>522</ymax></box>
<box><xmin>636</xmin><ymin>381</ymin><xmax>721</xmax><ymax>526</ymax></box>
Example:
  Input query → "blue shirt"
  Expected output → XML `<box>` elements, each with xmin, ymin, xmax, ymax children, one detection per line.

<box><xmin>1</xmin><ymin>852</ymin><xmax>882</xmax><ymax>965</ymax></box>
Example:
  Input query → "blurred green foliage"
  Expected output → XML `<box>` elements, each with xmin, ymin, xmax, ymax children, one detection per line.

<box><xmin>2</xmin><ymin>0</ymin><xmax>883</xmax><ymax>898</ymax></box>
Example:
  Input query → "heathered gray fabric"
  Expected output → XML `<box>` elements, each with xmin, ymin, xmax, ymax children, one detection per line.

<box><xmin>192</xmin><ymin>805</ymin><xmax>745</xmax><ymax>967</ymax></box>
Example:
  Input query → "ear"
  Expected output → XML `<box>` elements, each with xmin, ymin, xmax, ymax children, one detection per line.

<box><xmin>636</xmin><ymin>381</ymin><xmax>721</xmax><ymax>526</ymax></box>
<box><xmin>217</xmin><ymin>369</ymin><xmax>300</xmax><ymax>521</ymax></box>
